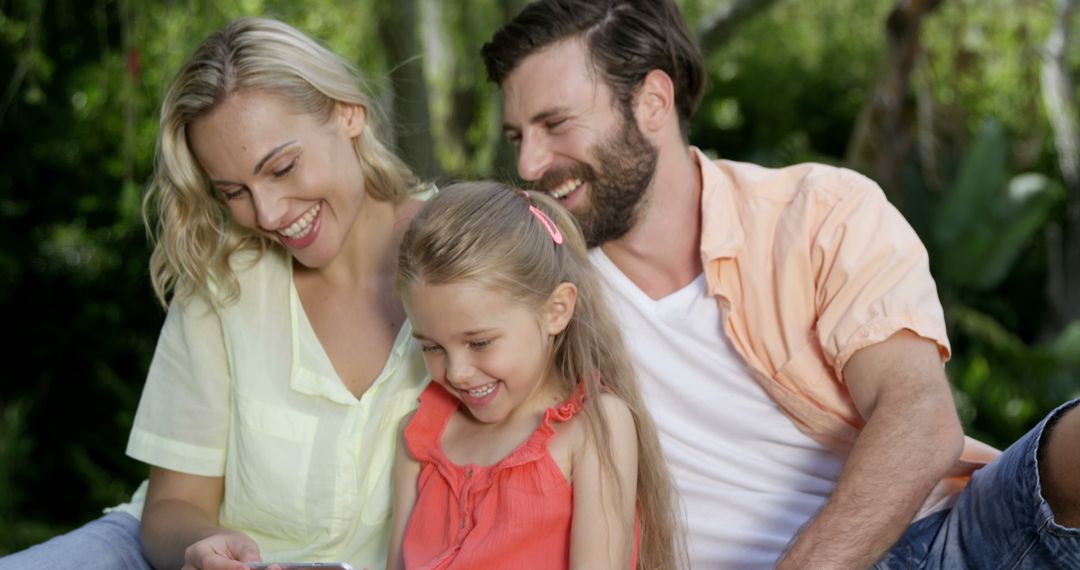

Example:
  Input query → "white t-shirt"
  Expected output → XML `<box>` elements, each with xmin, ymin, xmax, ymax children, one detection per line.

<box><xmin>591</xmin><ymin>249</ymin><xmax>844</xmax><ymax>569</ymax></box>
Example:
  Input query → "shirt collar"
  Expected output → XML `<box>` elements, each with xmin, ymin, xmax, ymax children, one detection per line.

<box><xmin>693</xmin><ymin>146</ymin><xmax>745</xmax><ymax>263</ymax></box>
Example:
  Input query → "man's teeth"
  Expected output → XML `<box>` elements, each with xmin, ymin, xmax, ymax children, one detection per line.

<box><xmin>466</xmin><ymin>383</ymin><xmax>497</xmax><ymax>398</ymax></box>
<box><xmin>280</xmin><ymin>202</ymin><xmax>322</xmax><ymax>238</ymax></box>
<box><xmin>549</xmin><ymin>179</ymin><xmax>582</xmax><ymax>200</ymax></box>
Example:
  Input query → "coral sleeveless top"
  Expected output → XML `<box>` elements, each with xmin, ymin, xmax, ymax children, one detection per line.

<box><xmin>401</xmin><ymin>381</ymin><xmax>639</xmax><ymax>569</ymax></box>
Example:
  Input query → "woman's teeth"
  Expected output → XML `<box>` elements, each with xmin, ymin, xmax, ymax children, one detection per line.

<box><xmin>280</xmin><ymin>202</ymin><xmax>322</xmax><ymax>238</ymax></box>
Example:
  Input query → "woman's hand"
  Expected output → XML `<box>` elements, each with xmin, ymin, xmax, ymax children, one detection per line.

<box><xmin>142</xmin><ymin>467</ymin><xmax>255</xmax><ymax>570</ymax></box>
<box><xmin>182</xmin><ymin>528</ymin><xmax>266</xmax><ymax>570</ymax></box>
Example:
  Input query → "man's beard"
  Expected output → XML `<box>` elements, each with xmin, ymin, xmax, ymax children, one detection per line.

<box><xmin>535</xmin><ymin>116</ymin><xmax>658</xmax><ymax>248</ymax></box>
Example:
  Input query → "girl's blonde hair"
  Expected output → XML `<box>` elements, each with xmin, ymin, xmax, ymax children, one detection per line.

<box><xmin>396</xmin><ymin>182</ymin><xmax>682</xmax><ymax>569</ymax></box>
<box><xmin>143</xmin><ymin>17</ymin><xmax>419</xmax><ymax>305</ymax></box>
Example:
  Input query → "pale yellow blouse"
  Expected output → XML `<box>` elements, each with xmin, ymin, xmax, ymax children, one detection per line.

<box><xmin>121</xmin><ymin>248</ymin><xmax>427</xmax><ymax>569</ymax></box>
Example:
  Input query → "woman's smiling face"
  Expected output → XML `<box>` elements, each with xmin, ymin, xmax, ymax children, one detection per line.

<box><xmin>189</xmin><ymin>90</ymin><xmax>368</xmax><ymax>269</ymax></box>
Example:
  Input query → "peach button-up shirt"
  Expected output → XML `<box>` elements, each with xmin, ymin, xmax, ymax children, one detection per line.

<box><xmin>693</xmin><ymin>148</ymin><xmax>1000</xmax><ymax>517</ymax></box>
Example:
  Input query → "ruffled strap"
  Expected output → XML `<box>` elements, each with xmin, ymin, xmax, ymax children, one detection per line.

<box><xmin>404</xmin><ymin>382</ymin><xmax>459</xmax><ymax>463</ymax></box>
<box><xmin>495</xmin><ymin>379</ymin><xmax>590</xmax><ymax>469</ymax></box>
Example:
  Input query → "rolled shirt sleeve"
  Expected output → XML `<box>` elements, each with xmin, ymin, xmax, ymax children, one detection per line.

<box><xmin>126</xmin><ymin>292</ymin><xmax>230</xmax><ymax>476</ymax></box>
<box><xmin>808</xmin><ymin>169</ymin><xmax>951</xmax><ymax>381</ymax></box>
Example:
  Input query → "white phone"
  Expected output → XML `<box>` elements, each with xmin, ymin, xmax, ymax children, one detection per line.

<box><xmin>246</xmin><ymin>564</ymin><xmax>355</xmax><ymax>570</ymax></box>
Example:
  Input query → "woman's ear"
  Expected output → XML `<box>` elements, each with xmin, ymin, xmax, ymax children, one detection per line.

<box><xmin>337</xmin><ymin>102</ymin><xmax>367</xmax><ymax>138</ymax></box>
<box><xmin>544</xmin><ymin>282</ymin><xmax>578</xmax><ymax>336</ymax></box>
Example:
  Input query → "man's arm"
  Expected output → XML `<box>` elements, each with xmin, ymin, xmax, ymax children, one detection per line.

<box><xmin>776</xmin><ymin>330</ymin><xmax>965</xmax><ymax>569</ymax></box>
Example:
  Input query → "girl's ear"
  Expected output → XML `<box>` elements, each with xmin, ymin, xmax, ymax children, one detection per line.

<box><xmin>544</xmin><ymin>282</ymin><xmax>578</xmax><ymax>336</ymax></box>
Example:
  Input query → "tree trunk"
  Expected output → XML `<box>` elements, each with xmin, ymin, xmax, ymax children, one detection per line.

<box><xmin>375</xmin><ymin>0</ymin><xmax>443</xmax><ymax>181</ymax></box>
<box><xmin>1041</xmin><ymin>0</ymin><xmax>1080</xmax><ymax>326</ymax></box>
<box><xmin>845</xmin><ymin>0</ymin><xmax>944</xmax><ymax>207</ymax></box>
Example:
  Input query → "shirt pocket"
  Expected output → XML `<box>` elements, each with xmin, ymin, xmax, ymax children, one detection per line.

<box><xmin>221</xmin><ymin>398</ymin><xmax>318</xmax><ymax>538</ymax></box>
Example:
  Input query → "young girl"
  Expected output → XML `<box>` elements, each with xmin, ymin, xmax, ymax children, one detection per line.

<box><xmin>387</xmin><ymin>182</ymin><xmax>681</xmax><ymax>569</ymax></box>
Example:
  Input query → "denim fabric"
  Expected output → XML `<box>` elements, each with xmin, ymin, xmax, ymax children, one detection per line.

<box><xmin>875</xmin><ymin>398</ymin><xmax>1080</xmax><ymax>569</ymax></box>
<box><xmin>0</xmin><ymin>511</ymin><xmax>151</xmax><ymax>570</ymax></box>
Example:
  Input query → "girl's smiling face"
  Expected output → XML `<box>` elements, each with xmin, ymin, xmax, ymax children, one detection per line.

<box><xmin>188</xmin><ymin>90</ymin><xmax>368</xmax><ymax>270</ymax></box>
<box><xmin>405</xmin><ymin>279</ymin><xmax>577</xmax><ymax>426</ymax></box>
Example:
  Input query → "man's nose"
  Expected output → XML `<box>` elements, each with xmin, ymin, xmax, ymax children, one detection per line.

<box><xmin>517</xmin><ymin>132</ymin><xmax>553</xmax><ymax>182</ymax></box>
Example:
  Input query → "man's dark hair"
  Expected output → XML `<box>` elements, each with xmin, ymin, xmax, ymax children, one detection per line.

<box><xmin>481</xmin><ymin>0</ymin><xmax>705</xmax><ymax>136</ymax></box>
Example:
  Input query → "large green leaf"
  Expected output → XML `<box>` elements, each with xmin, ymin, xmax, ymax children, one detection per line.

<box><xmin>934</xmin><ymin>120</ymin><xmax>1064</xmax><ymax>290</ymax></box>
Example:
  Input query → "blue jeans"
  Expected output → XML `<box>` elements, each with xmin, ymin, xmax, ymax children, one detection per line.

<box><xmin>875</xmin><ymin>398</ymin><xmax>1080</xmax><ymax>569</ymax></box>
<box><xmin>0</xmin><ymin>511</ymin><xmax>151</xmax><ymax>570</ymax></box>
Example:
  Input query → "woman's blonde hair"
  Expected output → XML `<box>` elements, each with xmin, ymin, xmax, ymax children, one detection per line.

<box><xmin>396</xmin><ymin>182</ymin><xmax>683</xmax><ymax>569</ymax></box>
<box><xmin>143</xmin><ymin>17</ymin><xmax>419</xmax><ymax>305</ymax></box>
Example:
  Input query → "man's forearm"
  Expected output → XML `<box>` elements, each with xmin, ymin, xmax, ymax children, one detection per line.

<box><xmin>777</xmin><ymin>391</ymin><xmax>964</xmax><ymax>569</ymax></box>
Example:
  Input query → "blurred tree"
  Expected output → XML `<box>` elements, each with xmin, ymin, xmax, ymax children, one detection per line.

<box><xmin>697</xmin><ymin>0</ymin><xmax>783</xmax><ymax>54</ymax></box>
<box><xmin>376</xmin><ymin>0</ymin><xmax>442</xmax><ymax>181</ymax></box>
<box><xmin>0</xmin><ymin>0</ymin><xmax>163</xmax><ymax>550</ymax></box>
<box><xmin>1041</xmin><ymin>0</ymin><xmax>1080</xmax><ymax>329</ymax></box>
<box><xmin>846</xmin><ymin>0</ymin><xmax>944</xmax><ymax>208</ymax></box>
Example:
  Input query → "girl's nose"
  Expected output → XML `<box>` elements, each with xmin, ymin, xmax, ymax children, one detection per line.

<box><xmin>445</xmin><ymin>355</ymin><xmax>475</xmax><ymax>387</ymax></box>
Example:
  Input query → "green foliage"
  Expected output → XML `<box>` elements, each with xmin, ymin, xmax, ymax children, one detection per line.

<box><xmin>948</xmin><ymin>306</ymin><xmax>1080</xmax><ymax>446</ymax></box>
<box><xmin>922</xmin><ymin>0</ymin><xmax>1055</xmax><ymax>143</ymax></box>
<box><xmin>692</xmin><ymin>0</ymin><xmax>894</xmax><ymax>165</ymax></box>
<box><xmin>933</xmin><ymin>120</ymin><xmax>1064</xmax><ymax>290</ymax></box>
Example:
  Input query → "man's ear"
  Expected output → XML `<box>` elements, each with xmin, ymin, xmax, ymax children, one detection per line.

<box><xmin>634</xmin><ymin>69</ymin><xmax>676</xmax><ymax>134</ymax></box>
<box><xmin>336</xmin><ymin>101</ymin><xmax>367</xmax><ymax>138</ymax></box>
<box><xmin>544</xmin><ymin>282</ymin><xmax>578</xmax><ymax>336</ymax></box>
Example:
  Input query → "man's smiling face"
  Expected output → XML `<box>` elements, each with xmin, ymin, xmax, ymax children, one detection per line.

<box><xmin>502</xmin><ymin>38</ymin><xmax>658</xmax><ymax>248</ymax></box>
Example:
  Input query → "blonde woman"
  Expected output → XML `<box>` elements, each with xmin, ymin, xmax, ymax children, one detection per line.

<box><xmin>0</xmin><ymin>17</ymin><xmax>431</xmax><ymax>570</ymax></box>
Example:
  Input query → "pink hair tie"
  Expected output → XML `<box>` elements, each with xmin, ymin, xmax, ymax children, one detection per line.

<box><xmin>519</xmin><ymin>191</ymin><xmax>563</xmax><ymax>245</ymax></box>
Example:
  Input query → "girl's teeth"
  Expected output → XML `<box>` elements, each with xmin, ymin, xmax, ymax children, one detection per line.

<box><xmin>467</xmin><ymin>383</ymin><xmax>496</xmax><ymax>398</ymax></box>
<box><xmin>280</xmin><ymin>202</ymin><xmax>322</xmax><ymax>238</ymax></box>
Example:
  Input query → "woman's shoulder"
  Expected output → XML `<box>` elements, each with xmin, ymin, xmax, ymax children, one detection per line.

<box><xmin>230</xmin><ymin>246</ymin><xmax>289</xmax><ymax>280</ymax></box>
<box><xmin>205</xmin><ymin>247</ymin><xmax>291</xmax><ymax>303</ymax></box>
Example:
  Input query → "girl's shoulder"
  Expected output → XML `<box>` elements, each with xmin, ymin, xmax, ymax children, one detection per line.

<box><xmin>559</xmin><ymin>392</ymin><xmax>635</xmax><ymax>439</ymax></box>
<box><xmin>550</xmin><ymin>391</ymin><xmax>636</xmax><ymax>476</ymax></box>
<box><xmin>403</xmin><ymin>383</ymin><xmax>458</xmax><ymax>462</ymax></box>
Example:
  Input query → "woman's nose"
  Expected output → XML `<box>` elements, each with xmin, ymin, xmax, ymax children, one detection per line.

<box><xmin>251</xmin><ymin>186</ymin><xmax>289</xmax><ymax>232</ymax></box>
